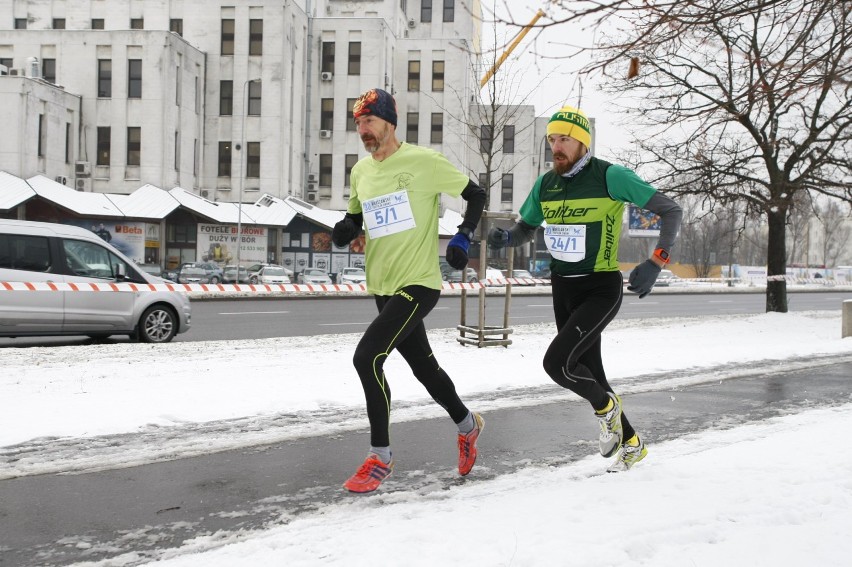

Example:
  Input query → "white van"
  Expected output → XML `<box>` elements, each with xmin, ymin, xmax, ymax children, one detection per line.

<box><xmin>0</xmin><ymin>219</ymin><xmax>191</xmax><ymax>343</ymax></box>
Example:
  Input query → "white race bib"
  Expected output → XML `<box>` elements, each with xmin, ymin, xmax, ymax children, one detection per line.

<box><xmin>362</xmin><ymin>190</ymin><xmax>416</xmax><ymax>239</ymax></box>
<box><xmin>545</xmin><ymin>224</ymin><xmax>586</xmax><ymax>262</ymax></box>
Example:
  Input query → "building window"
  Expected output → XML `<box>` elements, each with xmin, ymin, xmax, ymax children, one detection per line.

<box><xmin>91</xmin><ymin>19</ymin><xmax>104</xmax><ymax>30</ymax></box>
<box><xmin>97</xmin><ymin>59</ymin><xmax>112</xmax><ymax>98</ymax></box>
<box><xmin>248</xmin><ymin>81</ymin><xmax>262</xmax><ymax>116</ymax></box>
<box><xmin>247</xmin><ymin>142</ymin><xmax>260</xmax><ymax>178</ymax></box>
<box><xmin>221</xmin><ymin>19</ymin><xmax>235</xmax><ymax>55</ymax></box>
<box><xmin>432</xmin><ymin>60</ymin><xmax>445</xmax><ymax>91</ymax></box>
<box><xmin>430</xmin><ymin>113</ymin><xmax>443</xmax><ymax>144</ymax></box>
<box><xmin>52</xmin><ymin>19</ymin><xmax>65</xmax><ymax>30</ymax></box>
<box><xmin>128</xmin><ymin>59</ymin><xmax>142</xmax><ymax>99</ymax></box>
<box><xmin>175</xmin><ymin>67</ymin><xmax>181</xmax><ymax>105</ymax></box>
<box><xmin>503</xmin><ymin>125</ymin><xmax>515</xmax><ymax>154</ymax></box>
<box><xmin>544</xmin><ymin>143</ymin><xmax>553</xmax><ymax>162</ymax></box>
<box><xmin>348</xmin><ymin>42</ymin><xmax>361</xmax><ymax>75</ymax></box>
<box><xmin>345</xmin><ymin>154</ymin><xmax>358</xmax><ymax>187</ymax></box>
<box><xmin>170</xmin><ymin>19</ymin><xmax>183</xmax><ymax>36</ymax></box>
<box><xmin>127</xmin><ymin>127</ymin><xmax>141</xmax><ymax>166</ymax></box>
<box><xmin>42</xmin><ymin>59</ymin><xmax>56</xmax><ymax>83</ymax></box>
<box><xmin>130</xmin><ymin>18</ymin><xmax>144</xmax><ymax>30</ymax></box>
<box><xmin>249</xmin><ymin>19</ymin><xmax>263</xmax><ymax>56</ymax></box>
<box><xmin>478</xmin><ymin>172</ymin><xmax>487</xmax><ymax>191</ymax></box>
<box><xmin>220</xmin><ymin>80</ymin><xmax>233</xmax><ymax>115</ymax></box>
<box><xmin>320</xmin><ymin>99</ymin><xmax>334</xmax><ymax>131</ymax></box>
<box><xmin>14</xmin><ymin>18</ymin><xmax>27</xmax><ymax>30</ymax></box>
<box><xmin>319</xmin><ymin>154</ymin><xmax>332</xmax><ymax>187</ymax></box>
<box><xmin>97</xmin><ymin>127</ymin><xmax>111</xmax><ymax>166</ymax></box>
<box><xmin>443</xmin><ymin>0</ymin><xmax>454</xmax><ymax>22</ymax></box>
<box><xmin>0</xmin><ymin>57</ymin><xmax>12</xmax><ymax>70</ymax></box>
<box><xmin>501</xmin><ymin>174</ymin><xmax>514</xmax><ymax>202</ymax></box>
<box><xmin>194</xmin><ymin>76</ymin><xmax>200</xmax><ymax>113</ymax></box>
<box><xmin>193</xmin><ymin>139</ymin><xmax>199</xmax><ymax>176</ymax></box>
<box><xmin>174</xmin><ymin>132</ymin><xmax>180</xmax><ymax>170</ymax></box>
<box><xmin>65</xmin><ymin>123</ymin><xmax>72</xmax><ymax>163</ymax></box>
<box><xmin>38</xmin><ymin>114</ymin><xmax>45</xmax><ymax>157</ymax></box>
<box><xmin>321</xmin><ymin>41</ymin><xmax>335</xmax><ymax>73</ymax></box>
<box><xmin>406</xmin><ymin>112</ymin><xmax>418</xmax><ymax>143</ymax></box>
<box><xmin>346</xmin><ymin>98</ymin><xmax>357</xmax><ymax>132</ymax></box>
<box><xmin>408</xmin><ymin>60</ymin><xmax>420</xmax><ymax>91</ymax></box>
<box><xmin>218</xmin><ymin>141</ymin><xmax>232</xmax><ymax>176</ymax></box>
<box><xmin>421</xmin><ymin>0</ymin><xmax>432</xmax><ymax>22</ymax></box>
<box><xmin>480</xmin><ymin>125</ymin><xmax>493</xmax><ymax>154</ymax></box>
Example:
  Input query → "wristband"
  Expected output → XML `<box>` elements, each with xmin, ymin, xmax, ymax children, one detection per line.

<box><xmin>653</xmin><ymin>248</ymin><xmax>671</xmax><ymax>265</ymax></box>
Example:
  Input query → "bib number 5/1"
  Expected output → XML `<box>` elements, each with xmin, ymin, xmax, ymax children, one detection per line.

<box><xmin>362</xmin><ymin>190</ymin><xmax>416</xmax><ymax>239</ymax></box>
<box><xmin>545</xmin><ymin>224</ymin><xmax>586</xmax><ymax>262</ymax></box>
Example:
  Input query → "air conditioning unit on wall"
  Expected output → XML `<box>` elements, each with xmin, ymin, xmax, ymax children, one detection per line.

<box><xmin>544</xmin><ymin>161</ymin><xmax>553</xmax><ymax>169</ymax></box>
<box><xmin>75</xmin><ymin>161</ymin><xmax>91</xmax><ymax>177</ymax></box>
<box><xmin>306</xmin><ymin>191</ymin><xmax>318</xmax><ymax>202</ymax></box>
<box><xmin>75</xmin><ymin>177</ymin><xmax>91</xmax><ymax>192</ymax></box>
<box><xmin>408</xmin><ymin>18</ymin><xmax>416</xmax><ymax>28</ymax></box>
<box><xmin>320</xmin><ymin>71</ymin><xmax>333</xmax><ymax>81</ymax></box>
<box><xmin>307</xmin><ymin>173</ymin><xmax>318</xmax><ymax>183</ymax></box>
<box><xmin>319</xmin><ymin>130</ymin><xmax>332</xmax><ymax>139</ymax></box>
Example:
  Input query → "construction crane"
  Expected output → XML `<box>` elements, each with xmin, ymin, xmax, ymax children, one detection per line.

<box><xmin>479</xmin><ymin>9</ymin><xmax>545</xmax><ymax>89</ymax></box>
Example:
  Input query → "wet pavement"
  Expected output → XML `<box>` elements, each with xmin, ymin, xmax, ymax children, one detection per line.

<box><xmin>1</xmin><ymin>356</ymin><xmax>850</xmax><ymax>566</ymax></box>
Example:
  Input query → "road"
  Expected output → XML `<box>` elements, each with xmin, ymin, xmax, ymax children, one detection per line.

<box><xmin>1</xmin><ymin>357</ymin><xmax>849</xmax><ymax>566</ymax></box>
<box><xmin>0</xmin><ymin>290</ymin><xmax>848</xmax><ymax>347</ymax></box>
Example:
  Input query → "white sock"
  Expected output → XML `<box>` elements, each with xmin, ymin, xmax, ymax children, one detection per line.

<box><xmin>457</xmin><ymin>412</ymin><xmax>476</xmax><ymax>435</ymax></box>
<box><xmin>369</xmin><ymin>446</ymin><xmax>392</xmax><ymax>463</ymax></box>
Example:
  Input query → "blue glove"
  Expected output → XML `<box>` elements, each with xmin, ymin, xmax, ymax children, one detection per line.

<box><xmin>446</xmin><ymin>230</ymin><xmax>471</xmax><ymax>269</ymax></box>
<box><xmin>487</xmin><ymin>227</ymin><xmax>511</xmax><ymax>249</ymax></box>
<box><xmin>627</xmin><ymin>260</ymin><xmax>662</xmax><ymax>299</ymax></box>
<box><xmin>332</xmin><ymin>215</ymin><xmax>359</xmax><ymax>248</ymax></box>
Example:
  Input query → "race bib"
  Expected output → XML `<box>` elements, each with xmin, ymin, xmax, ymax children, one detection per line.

<box><xmin>362</xmin><ymin>190</ymin><xmax>416</xmax><ymax>239</ymax></box>
<box><xmin>545</xmin><ymin>224</ymin><xmax>586</xmax><ymax>262</ymax></box>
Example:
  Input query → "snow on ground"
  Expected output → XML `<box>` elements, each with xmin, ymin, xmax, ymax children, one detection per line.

<box><xmin>2</xmin><ymin>308</ymin><xmax>851</xmax><ymax>565</ymax></box>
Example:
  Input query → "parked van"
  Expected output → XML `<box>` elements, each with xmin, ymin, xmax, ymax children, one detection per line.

<box><xmin>0</xmin><ymin>219</ymin><xmax>191</xmax><ymax>343</ymax></box>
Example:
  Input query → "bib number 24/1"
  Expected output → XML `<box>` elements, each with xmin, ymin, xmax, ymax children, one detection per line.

<box><xmin>545</xmin><ymin>224</ymin><xmax>585</xmax><ymax>262</ymax></box>
<box><xmin>362</xmin><ymin>190</ymin><xmax>416</xmax><ymax>239</ymax></box>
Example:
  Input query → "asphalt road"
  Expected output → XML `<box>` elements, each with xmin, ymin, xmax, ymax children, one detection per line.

<box><xmin>1</xmin><ymin>356</ymin><xmax>850</xmax><ymax>566</ymax></box>
<box><xmin>0</xmin><ymin>290</ymin><xmax>848</xmax><ymax>347</ymax></box>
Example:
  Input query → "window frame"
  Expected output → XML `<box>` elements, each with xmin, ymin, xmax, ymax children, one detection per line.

<box><xmin>348</xmin><ymin>42</ymin><xmax>361</xmax><ymax>75</ymax></box>
<box><xmin>127</xmin><ymin>59</ymin><xmax>142</xmax><ymax>99</ymax></box>
<box><xmin>220</xmin><ymin>80</ymin><xmax>233</xmax><ymax>116</ymax></box>
<box><xmin>126</xmin><ymin>126</ymin><xmax>141</xmax><ymax>166</ymax></box>
<box><xmin>218</xmin><ymin>141</ymin><xmax>232</xmax><ymax>177</ymax></box>
<box><xmin>221</xmin><ymin>19</ymin><xmax>235</xmax><ymax>56</ymax></box>
<box><xmin>96</xmin><ymin>127</ymin><xmax>111</xmax><ymax>166</ymax></box>
<box><xmin>249</xmin><ymin>19</ymin><xmax>263</xmax><ymax>56</ymax></box>
<box><xmin>97</xmin><ymin>59</ymin><xmax>112</xmax><ymax>98</ymax></box>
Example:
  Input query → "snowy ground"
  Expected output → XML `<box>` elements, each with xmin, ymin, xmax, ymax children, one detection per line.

<box><xmin>2</xmin><ymin>309</ymin><xmax>851</xmax><ymax>565</ymax></box>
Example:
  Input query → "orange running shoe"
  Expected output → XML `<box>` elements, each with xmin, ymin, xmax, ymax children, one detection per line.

<box><xmin>457</xmin><ymin>412</ymin><xmax>484</xmax><ymax>476</ymax></box>
<box><xmin>343</xmin><ymin>454</ymin><xmax>393</xmax><ymax>493</ymax></box>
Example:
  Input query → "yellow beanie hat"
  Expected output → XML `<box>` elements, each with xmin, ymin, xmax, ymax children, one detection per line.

<box><xmin>546</xmin><ymin>106</ymin><xmax>591</xmax><ymax>148</ymax></box>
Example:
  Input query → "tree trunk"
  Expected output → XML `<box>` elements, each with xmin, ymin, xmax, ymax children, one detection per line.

<box><xmin>765</xmin><ymin>207</ymin><xmax>788</xmax><ymax>313</ymax></box>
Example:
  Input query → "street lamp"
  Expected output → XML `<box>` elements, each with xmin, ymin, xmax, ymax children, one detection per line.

<box><xmin>235</xmin><ymin>77</ymin><xmax>261</xmax><ymax>276</ymax></box>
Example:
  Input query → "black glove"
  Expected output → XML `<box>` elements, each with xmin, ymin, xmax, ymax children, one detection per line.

<box><xmin>627</xmin><ymin>260</ymin><xmax>662</xmax><ymax>299</ymax></box>
<box><xmin>332</xmin><ymin>215</ymin><xmax>360</xmax><ymax>248</ymax></box>
<box><xmin>487</xmin><ymin>227</ymin><xmax>511</xmax><ymax>249</ymax></box>
<box><xmin>446</xmin><ymin>229</ymin><xmax>472</xmax><ymax>269</ymax></box>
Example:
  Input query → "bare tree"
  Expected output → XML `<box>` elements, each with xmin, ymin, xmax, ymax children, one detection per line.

<box><xmin>815</xmin><ymin>200</ymin><xmax>852</xmax><ymax>268</ymax></box>
<box><xmin>577</xmin><ymin>0</ymin><xmax>852</xmax><ymax>312</ymax></box>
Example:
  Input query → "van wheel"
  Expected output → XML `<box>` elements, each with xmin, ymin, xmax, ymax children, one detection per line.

<box><xmin>137</xmin><ymin>305</ymin><xmax>178</xmax><ymax>343</ymax></box>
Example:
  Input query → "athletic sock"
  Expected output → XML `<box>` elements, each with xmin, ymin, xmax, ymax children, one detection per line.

<box><xmin>456</xmin><ymin>411</ymin><xmax>476</xmax><ymax>435</ymax></box>
<box><xmin>369</xmin><ymin>446</ymin><xmax>392</xmax><ymax>463</ymax></box>
<box><xmin>595</xmin><ymin>398</ymin><xmax>614</xmax><ymax>415</ymax></box>
<box><xmin>624</xmin><ymin>434</ymin><xmax>640</xmax><ymax>447</ymax></box>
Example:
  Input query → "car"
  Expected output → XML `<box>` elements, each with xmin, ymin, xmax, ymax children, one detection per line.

<box><xmin>222</xmin><ymin>265</ymin><xmax>250</xmax><ymax>283</ymax></box>
<box><xmin>245</xmin><ymin>263</ymin><xmax>294</xmax><ymax>278</ymax></box>
<box><xmin>503</xmin><ymin>269</ymin><xmax>536</xmax><ymax>285</ymax></box>
<box><xmin>249</xmin><ymin>265</ymin><xmax>291</xmax><ymax>284</ymax></box>
<box><xmin>297</xmin><ymin>268</ymin><xmax>333</xmax><ymax>285</ymax></box>
<box><xmin>444</xmin><ymin>267</ymin><xmax>478</xmax><ymax>283</ymax></box>
<box><xmin>0</xmin><ymin>219</ymin><xmax>191</xmax><ymax>343</ymax></box>
<box><xmin>483</xmin><ymin>266</ymin><xmax>505</xmax><ymax>286</ymax></box>
<box><xmin>655</xmin><ymin>269</ymin><xmax>677</xmax><ymax>286</ymax></box>
<box><xmin>164</xmin><ymin>262</ymin><xmax>223</xmax><ymax>284</ymax></box>
<box><xmin>336</xmin><ymin>267</ymin><xmax>366</xmax><ymax>285</ymax></box>
<box><xmin>176</xmin><ymin>266</ymin><xmax>212</xmax><ymax>284</ymax></box>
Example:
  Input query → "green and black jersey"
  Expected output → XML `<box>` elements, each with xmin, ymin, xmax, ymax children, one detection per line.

<box><xmin>517</xmin><ymin>157</ymin><xmax>658</xmax><ymax>276</ymax></box>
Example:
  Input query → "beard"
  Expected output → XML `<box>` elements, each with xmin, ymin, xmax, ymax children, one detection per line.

<box><xmin>551</xmin><ymin>148</ymin><xmax>585</xmax><ymax>175</ymax></box>
<box><xmin>361</xmin><ymin>135</ymin><xmax>380</xmax><ymax>153</ymax></box>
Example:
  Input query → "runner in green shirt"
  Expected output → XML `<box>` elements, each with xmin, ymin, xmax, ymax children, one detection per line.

<box><xmin>489</xmin><ymin>105</ymin><xmax>683</xmax><ymax>472</ymax></box>
<box><xmin>332</xmin><ymin>88</ymin><xmax>487</xmax><ymax>493</ymax></box>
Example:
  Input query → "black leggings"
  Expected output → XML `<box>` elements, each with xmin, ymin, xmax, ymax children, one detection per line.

<box><xmin>353</xmin><ymin>285</ymin><xmax>469</xmax><ymax>447</ymax></box>
<box><xmin>542</xmin><ymin>271</ymin><xmax>635</xmax><ymax>441</ymax></box>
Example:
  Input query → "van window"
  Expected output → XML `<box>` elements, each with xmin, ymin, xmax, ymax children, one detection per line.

<box><xmin>0</xmin><ymin>234</ymin><xmax>52</xmax><ymax>272</ymax></box>
<box><xmin>62</xmin><ymin>239</ymin><xmax>130</xmax><ymax>280</ymax></box>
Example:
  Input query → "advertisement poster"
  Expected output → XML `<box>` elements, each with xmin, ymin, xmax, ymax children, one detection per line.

<box><xmin>197</xmin><ymin>223</ymin><xmax>267</xmax><ymax>265</ymax></box>
<box><xmin>312</xmin><ymin>253</ymin><xmax>331</xmax><ymax>272</ymax></box>
<box><xmin>294</xmin><ymin>252</ymin><xmax>310</xmax><ymax>274</ymax></box>
<box><xmin>63</xmin><ymin>219</ymin><xmax>147</xmax><ymax>263</ymax></box>
<box><xmin>281</xmin><ymin>252</ymin><xmax>296</xmax><ymax>274</ymax></box>
<box><xmin>331</xmin><ymin>253</ymin><xmax>350</xmax><ymax>275</ymax></box>
<box><xmin>627</xmin><ymin>205</ymin><xmax>661</xmax><ymax>237</ymax></box>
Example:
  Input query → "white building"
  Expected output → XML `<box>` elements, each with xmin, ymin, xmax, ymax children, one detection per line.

<box><xmin>0</xmin><ymin>0</ymin><xmax>564</xmax><ymax>218</ymax></box>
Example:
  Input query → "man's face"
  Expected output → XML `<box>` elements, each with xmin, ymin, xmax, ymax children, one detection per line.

<box><xmin>547</xmin><ymin>135</ymin><xmax>587</xmax><ymax>175</ymax></box>
<box><xmin>355</xmin><ymin>115</ymin><xmax>392</xmax><ymax>153</ymax></box>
